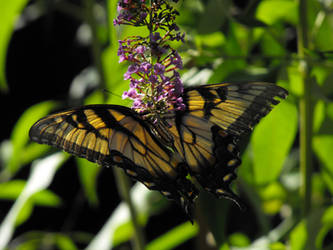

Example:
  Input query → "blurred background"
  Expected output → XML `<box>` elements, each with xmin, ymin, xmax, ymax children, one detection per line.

<box><xmin>1</xmin><ymin>0</ymin><xmax>333</xmax><ymax>249</ymax></box>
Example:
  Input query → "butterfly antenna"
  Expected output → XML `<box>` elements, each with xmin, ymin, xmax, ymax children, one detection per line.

<box><xmin>102</xmin><ymin>89</ymin><xmax>122</xmax><ymax>98</ymax></box>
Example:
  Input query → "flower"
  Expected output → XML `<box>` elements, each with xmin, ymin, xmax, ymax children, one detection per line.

<box><xmin>139</xmin><ymin>62</ymin><xmax>151</xmax><ymax>73</ymax></box>
<box><xmin>124</xmin><ymin>64</ymin><xmax>139</xmax><ymax>80</ymax></box>
<box><xmin>154</xmin><ymin>63</ymin><xmax>165</xmax><ymax>75</ymax></box>
<box><xmin>116</xmin><ymin>0</ymin><xmax>186</xmax><ymax>116</ymax></box>
<box><xmin>135</xmin><ymin>45</ymin><xmax>147</xmax><ymax>54</ymax></box>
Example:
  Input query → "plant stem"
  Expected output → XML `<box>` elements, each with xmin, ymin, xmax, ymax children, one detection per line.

<box><xmin>114</xmin><ymin>168</ymin><xmax>146</xmax><ymax>250</ymax></box>
<box><xmin>297</xmin><ymin>0</ymin><xmax>312</xmax><ymax>216</ymax></box>
<box><xmin>83</xmin><ymin>0</ymin><xmax>146</xmax><ymax>249</ymax></box>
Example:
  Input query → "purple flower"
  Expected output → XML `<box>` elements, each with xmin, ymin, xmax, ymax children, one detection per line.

<box><xmin>124</xmin><ymin>64</ymin><xmax>139</xmax><ymax>80</ymax></box>
<box><xmin>149</xmin><ymin>74</ymin><xmax>158</xmax><ymax>83</ymax></box>
<box><xmin>139</xmin><ymin>62</ymin><xmax>151</xmax><ymax>73</ymax></box>
<box><xmin>135</xmin><ymin>45</ymin><xmax>147</xmax><ymax>54</ymax></box>
<box><xmin>154</xmin><ymin>63</ymin><xmax>165</xmax><ymax>75</ymax></box>
<box><xmin>175</xmin><ymin>97</ymin><xmax>185</xmax><ymax>111</ymax></box>
<box><xmin>129</xmin><ymin>78</ymin><xmax>139</xmax><ymax>88</ymax></box>
<box><xmin>122</xmin><ymin>87</ymin><xmax>138</xmax><ymax>99</ymax></box>
<box><xmin>115</xmin><ymin>0</ymin><xmax>187</xmax><ymax>113</ymax></box>
<box><xmin>171</xmin><ymin>51</ymin><xmax>183</xmax><ymax>69</ymax></box>
<box><xmin>150</xmin><ymin>32</ymin><xmax>161</xmax><ymax>42</ymax></box>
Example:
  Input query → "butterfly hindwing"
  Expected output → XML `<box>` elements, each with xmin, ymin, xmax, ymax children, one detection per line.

<box><xmin>29</xmin><ymin>105</ymin><xmax>199</xmax><ymax>211</ymax></box>
<box><xmin>168</xmin><ymin>82</ymin><xmax>288</xmax><ymax>202</ymax></box>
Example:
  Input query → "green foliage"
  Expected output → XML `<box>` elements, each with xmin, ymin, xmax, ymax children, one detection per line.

<box><xmin>0</xmin><ymin>0</ymin><xmax>30</xmax><ymax>91</ymax></box>
<box><xmin>1</xmin><ymin>0</ymin><xmax>333</xmax><ymax>249</ymax></box>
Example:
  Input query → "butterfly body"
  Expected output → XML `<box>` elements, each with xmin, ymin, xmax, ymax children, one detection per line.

<box><xmin>29</xmin><ymin>82</ymin><xmax>288</xmax><ymax>217</ymax></box>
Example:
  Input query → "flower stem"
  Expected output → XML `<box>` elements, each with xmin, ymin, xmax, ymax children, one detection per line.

<box><xmin>297</xmin><ymin>0</ymin><xmax>312</xmax><ymax>216</ymax></box>
<box><xmin>83</xmin><ymin>0</ymin><xmax>146</xmax><ymax>248</ymax></box>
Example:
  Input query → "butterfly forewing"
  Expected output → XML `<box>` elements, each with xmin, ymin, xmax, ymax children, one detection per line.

<box><xmin>29</xmin><ymin>104</ymin><xmax>199</xmax><ymax>211</ymax></box>
<box><xmin>183</xmin><ymin>82</ymin><xmax>288</xmax><ymax>136</ymax></box>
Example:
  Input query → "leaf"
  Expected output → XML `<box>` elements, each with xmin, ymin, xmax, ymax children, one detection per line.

<box><xmin>197</xmin><ymin>0</ymin><xmax>230</xmax><ymax>34</ymax></box>
<box><xmin>316</xmin><ymin>206</ymin><xmax>333</xmax><ymax>249</ymax></box>
<box><xmin>0</xmin><ymin>0</ymin><xmax>30</xmax><ymax>91</ymax></box>
<box><xmin>0</xmin><ymin>180</ymin><xmax>25</xmax><ymax>199</ymax></box>
<box><xmin>146</xmin><ymin>222</ymin><xmax>198</xmax><ymax>250</ymax></box>
<box><xmin>290</xmin><ymin>208</ymin><xmax>325</xmax><ymax>250</ymax></box>
<box><xmin>8</xmin><ymin>101</ymin><xmax>57</xmax><ymax>174</ymax></box>
<box><xmin>86</xmin><ymin>183</ymin><xmax>165</xmax><ymax>250</ymax></box>
<box><xmin>313</xmin><ymin>135</ymin><xmax>333</xmax><ymax>194</ymax></box>
<box><xmin>56</xmin><ymin>234</ymin><xmax>78</xmax><ymax>250</ymax></box>
<box><xmin>0</xmin><ymin>153</ymin><xmax>67</xmax><ymax>249</ymax></box>
<box><xmin>252</xmin><ymin>99</ymin><xmax>297</xmax><ymax>185</ymax></box>
<box><xmin>31</xmin><ymin>190</ymin><xmax>62</xmax><ymax>207</ymax></box>
<box><xmin>194</xmin><ymin>32</ymin><xmax>226</xmax><ymax>49</ymax></box>
<box><xmin>256</xmin><ymin>0</ymin><xmax>297</xmax><ymax>25</ymax></box>
<box><xmin>228</xmin><ymin>233</ymin><xmax>250</xmax><ymax>247</ymax></box>
<box><xmin>76</xmin><ymin>157</ymin><xmax>100</xmax><ymax>205</ymax></box>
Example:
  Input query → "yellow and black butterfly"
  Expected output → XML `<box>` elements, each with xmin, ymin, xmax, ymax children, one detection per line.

<box><xmin>29</xmin><ymin>82</ymin><xmax>288</xmax><ymax>216</ymax></box>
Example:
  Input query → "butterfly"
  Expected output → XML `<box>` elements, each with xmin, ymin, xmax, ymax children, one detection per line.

<box><xmin>29</xmin><ymin>82</ymin><xmax>288</xmax><ymax>217</ymax></box>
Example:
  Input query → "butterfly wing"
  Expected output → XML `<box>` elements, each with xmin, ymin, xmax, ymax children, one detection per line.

<box><xmin>168</xmin><ymin>82</ymin><xmax>288</xmax><ymax>202</ymax></box>
<box><xmin>29</xmin><ymin>104</ymin><xmax>198</xmax><ymax>212</ymax></box>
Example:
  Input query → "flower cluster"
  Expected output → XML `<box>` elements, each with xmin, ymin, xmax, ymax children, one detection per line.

<box><xmin>114</xmin><ymin>0</ymin><xmax>185</xmax><ymax>121</ymax></box>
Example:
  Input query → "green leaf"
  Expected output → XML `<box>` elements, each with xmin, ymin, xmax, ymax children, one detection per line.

<box><xmin>228</xmin><ymin>233</ymin><xmax>250</xmax><ymax>247</ymax></box>
<box><xmin>76</xmin><ymin>158</ymin><xmax>100</xmax><ymax>205</ymax></box>
<box><xmin>316</xmin><ymin>206</ymin><xmax>333</xmax><ymax>249</ymax></box>
<box><xmin>256</xmin><ymin>0</ymin><xmax>297</xmax><ymax>25</ymax></box>
<box><xmin>0</xmin><ymin>180</ymin><xmax>61</xmax><ymax>207</ymax></box>
<box><xmin>0</xmin><ymin>153</ymin><xmax>67</xmax><ymax>249</ymax></box>
<box><xmin>8</xmin><ymin>101</ymin><xmax>57</xmax><ymax>174</ymax></box>
<box><xmin>31</xmin><ymin>190</ymin><xmax>61</xmax><ymax>207</ymax></box>
<box><xmin>197</xmin><ymin>0</ymin><xmax>230</xmax><ymax>34</ymax></box>
<box><xmin>252</xmin><ymin>99</ymin><xmax>297</xmax><ymax>185</ymax></box>
<box><xmin>56</xmin><ymin>234</ymin><xmax>78</xmax><ymax>250</ymax></box>
<box><xmin>290</xmin><ymin>209</ymin><xmax>325</xmax><ymax>250</ymax></box>
<box><xmin>194</xmin><ymin>32</ymin><xmax>226</xmax><ymax>49</ymax></box>
<box><xmin>86</xmin><ymin>183</ymin><xmax>164</xmax><ymax>250</ymax></box>
<box><xmin>0</xmin><ymin>180</ymin><xmax>25</xmax><ymax>199</ymax></box>
<box><xmin>313</xmin><ymin>135</ymin><xmax>333</xmax><ymax>194</ymax></box>
<box><xmin>0</xmin><ymin>0</ymin><xmax>30</xmax><ymax>91</ymax></box>
<box><xmin>15</xmin><ymin>198</ymin><xmax>33</xmax><ymax>226</ymax></box>
<box><xmin>146</xmin><ymin>222</ymin><xmax>198</xmax><ymax>250</ymax></box>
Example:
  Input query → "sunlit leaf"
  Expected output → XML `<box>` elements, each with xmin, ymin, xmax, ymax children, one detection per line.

<box><xmin>0</xmin><ymin>180</ymin><xmax>25</xmax><ymax>199</ymax></box>
<box><xmin>259</xmin><ymin>182</ymin><xmax>287</xmax><ymax>214</ymax></box>
<box><xmin>228</xmin><ymin>233</ymin><xmax>250</xmax><ymax>247</ymax></box>
<box><xmin>252</xmin><ymin>99</ymin><xmax>297</xmax><ymax>185</ymax></box>
<box><xmin>8</xmin><ymin>101</ymin><xmax>57</xmax><ymax>174</ymax></box>
<box><xmin>0</xmin><ymin>153</ymin><xmax>67</xmax><ymax>249</ymax></box>
<box><xmin>0</xmin><ymin>0</ymin><xmax>30</xmax><ymax>91</ymax></box>
<box><xmin>146</xmin><ymin>222</ymin><xmax>198</xmax><ymax>250</ymax></box>
<box><xmin>194</xmin><ymin>32</ymin><xmax>225</xmax><ymax>49</ymax></box>
<box><xmin>86</xmin><ymin>183</ymin><xmax>164</xmax><ymax>250</ymax></box>
<box><xmin>313</xmin><ymin>135</ymin><xmax>333</xmax><ymax>194</ymax></box>
<box><xmin>31</xmin><ymin>190</ymin><xmax>61</xmax><ymax>207</ymax></box>
<box><xmin>290</xmin><ymin>209</ymin><xmax>325</xmax><ymax>250</ymax></box>
<box><xmin>15</xmin><ymin>198</ymin><xmax>33</xmax><ymax>226</ymax></box>
<box><xmin>56</xmin><ymin>234</ymin><xmax>78</xmax><ymax>250</ymax></box>
<box><xmin>256</xmin><ymin>0</ymin><xmax>297</xmax><ymax>25</ymax></box>
<box><xmin>316</xmin><ymin>206</ymin><xmax>333</xmax><ymax>249</ymax></box>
